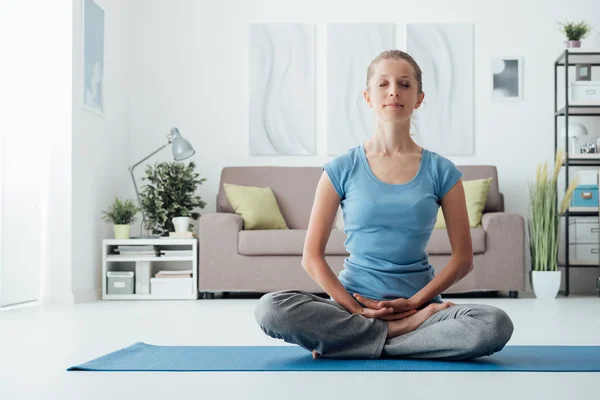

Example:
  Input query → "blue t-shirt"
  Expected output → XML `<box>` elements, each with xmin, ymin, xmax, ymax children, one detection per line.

<box><xmin>322</xmin><ymin>143</ymin><xmax>463</xmax><ymax>304</ymax></box>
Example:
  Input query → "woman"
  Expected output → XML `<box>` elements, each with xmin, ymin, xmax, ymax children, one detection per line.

<box><xmin>254</xmin><ymin>50</ymin><xmax>514</xmax><ymax>360</ymax></box>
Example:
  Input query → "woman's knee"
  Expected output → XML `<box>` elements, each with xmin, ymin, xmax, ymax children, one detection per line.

<box><xmin>488</xmin><ymin>307</ymin><xmax>514</xmax><ymax>345</ymax></box>
<box><xmin>254</xmin><ymin>290</ymin><xmax>306</xmax><ymax>331</ymax></box>
<box><xmin>476</xmin><ymin>306</ymin><xmax>514</xmax><ymax>353</ymax></box>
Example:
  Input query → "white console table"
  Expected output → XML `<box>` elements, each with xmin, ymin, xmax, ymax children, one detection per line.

<box><xmin>102</xmin><ymin>238</ymin><xmax>198</xmax><ymax>300</ymax></box>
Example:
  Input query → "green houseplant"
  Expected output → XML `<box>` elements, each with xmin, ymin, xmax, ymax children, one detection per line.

<box><xmin>139</xmin><ymin>161</ymin><xmax>207</xmax><ymax>236</ymax></box>
<box><xmin>528</xmin><ymin>150</ymin><xmax>579</xmax><ymax>298</ymax></box>
<box><xmin>102</xmin><ymin>197</ymin><xmax>141</xmax><ymax>239</ymax></box>
<box><xmin>559</xmin><ymin>20</ymin><xmax>593</xmax><ymax>47</ymax></box>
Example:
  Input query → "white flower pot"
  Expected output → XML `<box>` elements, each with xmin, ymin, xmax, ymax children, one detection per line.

<box><xmin>172</xmin><ymin>216</ymin><xmax>191</xmax><ymax>232</ymax></box>
<box><xmin>532</xmin><ymin>270</ymin><xmax>562</xmax><ymax>299</ymax></box>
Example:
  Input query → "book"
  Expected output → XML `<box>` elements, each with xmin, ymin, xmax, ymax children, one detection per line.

<box><xmin>168</xmin><ymin>231</ymin><xmax>196</xmax><ymax>238</ymax></box>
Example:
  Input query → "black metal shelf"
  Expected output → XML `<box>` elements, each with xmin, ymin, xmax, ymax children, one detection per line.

<box><xmin>554</xmin><ymin>49</ymin><xmax>600</xmax><ymax>297</ymax></box>
<box><xmin>562</xmin><ymin>158</ymin><xmax>600</xmax><ymax>166</ymax></box>
<box><xmin>558</xmin><ymin>263</ymin><xmax>599</xmax><ymax>269</ymax></box>
<box><xmin>555</xmin><ymin>105</ymin><xmax>600</xmax><ymax>116</ymax></box>
<box><xmin>555</xmin><ymin>50</ymin><xmax>600</xmax><ymax>66</ymax></box>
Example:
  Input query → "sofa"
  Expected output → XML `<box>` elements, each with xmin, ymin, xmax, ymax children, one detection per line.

<box><xmin>198</xmin><ymin>166</ymin><xmax>525</xmax><ymax>299</ymax></box>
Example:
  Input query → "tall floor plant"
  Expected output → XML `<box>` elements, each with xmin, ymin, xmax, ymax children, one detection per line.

<box><xmin>528</xmin><ymin>150</ymin><xmax>579</xmax><ymax>272</ymax></box>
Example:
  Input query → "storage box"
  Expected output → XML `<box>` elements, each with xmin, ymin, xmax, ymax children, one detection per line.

<box><xmin>577</xmin><ymin>170</ymin><xmax>598</xmax><ymax>186</ymax></box>
<box><xmin>569</xmin><ymin>81</ymin><xmax>600</xmax><ymax>104</ymax></box>
<box><xmin>571</xmin><ymin>185</ymin><xmax>599</xmax><ymax>208</ymax></box>
<box><xmin>107</xmin><ymin>271</ymin><xmax>135</xmax><ymax>295</ymax></box>
<box><xmin>150</xmin><ymin>278</ymin><xmax>193</xmax><ymax>297</ymax></box>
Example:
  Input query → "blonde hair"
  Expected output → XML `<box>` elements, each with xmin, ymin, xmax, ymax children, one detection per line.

<box><xmin>366</xmin><ymin>50</ymin><xmax>423</xmax><ymax>94</ymax></box>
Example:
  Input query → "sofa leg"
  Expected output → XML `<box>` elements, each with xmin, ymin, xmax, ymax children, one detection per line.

<box><xmin>206</xmin><ymin>293</ymin><xmax>215</xmax><ymax>299</ymax></box>
<box><xmin>509</xmin><ymin>291</ymin><xmax>519</xmax><ymax>298</ymax></box>
<box><xmin>222</xmin><ymin>292</ymin><xmax>230</xmax><ymax>298</ymax></box>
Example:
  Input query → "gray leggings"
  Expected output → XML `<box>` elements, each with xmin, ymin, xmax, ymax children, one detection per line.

<box><xmin>254</xmin><ymin>289</ymin><xmax>514</xmax><ymax>360</ymax></box>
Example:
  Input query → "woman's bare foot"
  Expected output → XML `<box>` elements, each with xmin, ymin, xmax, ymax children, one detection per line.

<box><xmin>312</xmin><ymin>350</ymin><xmax>320</xmax><ymax>359</ymax></box>
<box><xmin>386</xmin><ymin>302</ymin><xmax>454</xmax><ymax>339</ymax></box>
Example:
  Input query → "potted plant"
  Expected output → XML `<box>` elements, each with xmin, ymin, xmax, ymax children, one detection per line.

<box><xmin>528</xmin><ymin>150</ymin><xmax>579</xmax><ymax>299</ymax></box>
<box><xmin>101</xmin><ymin>197</ymin><xmax>141</xmax><ymax>239</ymax></box>
<box><xmin>559</xmin><ymin>20</ymin><xmax>593</xmax><ymax>48</ymax></box>
<box><xmin>139</xmin><ymin>161</ymin><xmax>207</xmax><ymax>236</ymax></box>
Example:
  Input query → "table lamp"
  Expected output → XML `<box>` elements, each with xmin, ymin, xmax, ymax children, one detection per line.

<box><xmin>129</xmin><ymin>127</ymin><xmax>196</xmax><ymax>237</ymax></box>
<box><xmin>561</xmin><ymin>123</ymin><xmax>588</xmax><ymax>155</ymax></box>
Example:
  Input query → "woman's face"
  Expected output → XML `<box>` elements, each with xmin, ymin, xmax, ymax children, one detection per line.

<box><xmin>364</xmin><ymin>58</ymin><xmax>424</xmax><ymax>123</ymax></box>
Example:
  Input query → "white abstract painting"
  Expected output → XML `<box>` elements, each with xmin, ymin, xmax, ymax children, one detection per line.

<box><xmin>249</xmin><ymin>24</ymin><xmax>316</xmax><ymax>156</ymax></box>
<box><xmin>407</xmin><ymin>24</ymin><xmax>474</xmax><ymax>155</ymax></box>
<box><xmin>326</xmin><ymin>24</ymin><xmax>400</xmax><ymax>155</ymax></box>
<box><xmin>83</xmin><ymin>0</ymin><xmax>104</xmax><ymax>117</ymax></box>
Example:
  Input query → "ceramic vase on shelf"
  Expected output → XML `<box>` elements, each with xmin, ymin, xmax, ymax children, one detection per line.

<box><xmin>566</xmin><ymin>40</ymin><xmax>581</xmax><ymax>48</ymax></box>
<box><xmin>172</xmin><ymin>216</ymin><xmax>191</xmax><ymax>233</ymax></box>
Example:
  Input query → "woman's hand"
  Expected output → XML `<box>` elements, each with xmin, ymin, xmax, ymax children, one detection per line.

<box><xmin>352</xmin><ymin>304</ymin><xmax>396</xmax><ymax>319</ymax></box>
<box><xmin>353</xmin><ymin>293</ymin><xmax>418</xmax><ymax>314</ymax></box>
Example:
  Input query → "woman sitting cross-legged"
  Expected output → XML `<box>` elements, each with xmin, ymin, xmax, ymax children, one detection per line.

<box><xmin>254</xmin><ymin>49</ymin><xmax>514</xmax><ymax>360</ymax></box>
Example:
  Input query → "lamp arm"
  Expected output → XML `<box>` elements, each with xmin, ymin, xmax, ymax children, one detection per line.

<box><xmin>130</xmin><ymin>142</ymin><xmax>171</xmax><ymax>170</ymax></box>
<box><xmin>128</xmin><ymin>141</ymin><xmax>171</xmax><ymax>236</ymax></box>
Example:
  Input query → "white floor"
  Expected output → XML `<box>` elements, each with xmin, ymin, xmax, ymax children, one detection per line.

<box><xmin>1</xmin><ymin>295</ymin><xmax>599</xmax><ymax>400</ymax></box>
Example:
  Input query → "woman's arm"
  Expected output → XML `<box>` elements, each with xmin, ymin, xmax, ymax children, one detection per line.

<box><xmin>301</xmin><ymin>172</ymin><xmax>363</xmax><ymax>313</ymax></box>
<box><xmin>410</xmin><ymin>179</ymin><xmax>474</xmax><ymax>308</ymax></box>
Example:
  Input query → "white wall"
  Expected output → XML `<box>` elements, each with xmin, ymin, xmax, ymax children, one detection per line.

<box><xmin>0</xmin><ymin>1</ymin><xmax>72</xmax><ymax>307</ymax></box>
<box><xmin>70</xmin><ymin>0</ymin><xmax>131</xmax><ymax>303</ymax></box>
<box><xmin>127</xmin><ymin>0</ymin><xmax>600</xmax><ymax>294</ymax></box>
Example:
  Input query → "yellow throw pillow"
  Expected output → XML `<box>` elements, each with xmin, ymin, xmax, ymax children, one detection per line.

<box><xmin>223</xmin><ymin>183</ymin><xmax>288</xmax><ymax>230</ymax></box>
<box><xmin>435</xmin><ymin>178</ymin><xmax>493</xmax><ymax>229</ymax></box>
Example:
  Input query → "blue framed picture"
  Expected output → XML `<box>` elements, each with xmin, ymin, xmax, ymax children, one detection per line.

<box><xmin>83</xmin><ymin>0</ymin><xmax>105</xmax><ymax>116</ymax></box>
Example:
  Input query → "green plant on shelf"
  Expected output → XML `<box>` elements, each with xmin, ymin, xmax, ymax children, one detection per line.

<box><xmin>101</xmin><ymin>197</ymin><xmax>140</xmax><ymax>225</ymax></box>
<box><xmin>558</xmin><ymin>20</ymin><xmax>593</xmax><ymax>41</ymax></box>
<box><xmin>139</xmin><ymin>161</ymin><xmax>207</xmax><ymax>236</ymax></box>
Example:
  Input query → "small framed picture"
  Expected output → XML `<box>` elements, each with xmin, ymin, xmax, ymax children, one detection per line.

<box><xmin>492</xmin><ymin>57</ymin><xmax>523</xmax><ymax>101</ymax></box>
<box><xmin>82</xmin><ymin>0</ymin><xmax>105</xmax><ymax>117</ymax></box>
<box><xmin>576</xmin><ymin>64</ymin><xmax>592</xmax><ymax>81</ymax></box>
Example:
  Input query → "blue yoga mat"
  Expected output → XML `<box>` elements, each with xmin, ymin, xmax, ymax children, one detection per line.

<box><xmin>67</xmin><ymin>343</ymin><xmax>600</xmax><ymax>372</ymax></box>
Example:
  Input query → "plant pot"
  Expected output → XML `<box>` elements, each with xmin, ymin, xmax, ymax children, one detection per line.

<box><xmin>532</xmin><ymin>270</ymin><xmax>562</xmax><ymax>299</ymax></box>
<box><xmin>172</xmin><ymin>216</ymin><xmax>191</xmax><ymax>232</ymax></box>
<box><xmin>113</xmin><ymin>224</ymin><xmax>130</xmax><ymax>239</ymax></box>
<box><xmin>565</xmin><ymin>40</ymin><xmax>581</xmax><ymax>48</ymax></box>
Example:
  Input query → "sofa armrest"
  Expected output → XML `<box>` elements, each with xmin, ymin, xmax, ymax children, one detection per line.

<box><xmin>198</xmin><ymin>212</ymin><xmax>244</xmax><ymax>292</ymax></box>
<box><xmin>199</xmin><ymin>212</ymin><xmax>243</xmax><ymax>251</ymax></box>
<box><xmin>480</xmin><ymin>212</ymin><xmax>526</xmax><ymax>291</ymax></box>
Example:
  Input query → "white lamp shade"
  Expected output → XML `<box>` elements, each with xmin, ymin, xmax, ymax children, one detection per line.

<box><xmin>561</xmin><ymin>123</ymin><xmax>588</xmax><ymax>138</ymax></box>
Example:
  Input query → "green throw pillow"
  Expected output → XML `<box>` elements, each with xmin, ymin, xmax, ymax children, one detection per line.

<box><xmin>223</xmin><ymin>183</ymin><xmax>288</xmax><ymax>230</ymax></box>
<box><xmin>435</xmin><ymin>178</ymin><xmax>493</xmax><ymax>229</ymax></box>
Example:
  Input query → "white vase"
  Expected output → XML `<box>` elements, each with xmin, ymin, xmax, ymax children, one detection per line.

<box><xmin>172</xmin><ymin>216</ymin><xmax>191</xmax><ymax>232</ymax></box>
<box><xmin>532</xmin><ymin>270</ymin><xmax>562</xmax><ymax>299</ymax></box>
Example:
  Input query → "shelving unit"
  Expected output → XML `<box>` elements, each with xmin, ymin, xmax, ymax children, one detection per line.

<box><xmin>102</xmin><ymin>238</ymin><xmax>198</xmax><ymax>300</ymax></box>
<box><xmin>554</xmin><ymin>49</ymin><xmax>600</xmax><ymax>296</ymax></box>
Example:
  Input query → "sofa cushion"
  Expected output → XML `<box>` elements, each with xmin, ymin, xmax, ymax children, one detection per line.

<box><xmin>435</xmin><ymin>178</ymin><xmax>493</xmax><ymax>229</ymax></box>
<box><xmin>238</xmin><ymin>229</ymin><xmax>349</xmax><ymax>256</ymax></box>
<box><xmin>427</xmin><ymin>227</ymin><xmax>486</xmax><ymax>255</ymax></box>
<box><xmin>223</xmin><ymin>183</ymin><xmax>288</xmax><ymax>230</ymax></box>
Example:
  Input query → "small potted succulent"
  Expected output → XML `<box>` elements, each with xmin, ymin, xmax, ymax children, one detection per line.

<box><xmin>102</xmin><ymin>197</ymin><xmax>141</xmax><ymax>239</ymax></box>
<box><xmin>559</xmin><ymin>20</ymin><xmax>593</xmax><ymax>48</ymax></box>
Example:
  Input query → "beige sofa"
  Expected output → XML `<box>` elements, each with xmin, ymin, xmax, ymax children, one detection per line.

<box><xmin>198</xmin><ymin>166</ymin><xmax>525</xmax><ymax>299</ymax></box>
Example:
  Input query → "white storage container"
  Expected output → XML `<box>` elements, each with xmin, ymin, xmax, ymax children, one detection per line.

<box><xmin>569</xmin><ymin>243</ymin><xmax>600</xmax><ymax>262</ymax></box>
<box><xmin>569</xmin><ymin>81</ymin><xmax>600</xmax><ymax>104</ymax></box>
<box><xmin>569</xmin><ymin>217</ymin><xmax>599</xmax><ymax>243</ymax></box>
<box><xmin>577</xmin><ymin>170</ymin><xmax>599</xmax><ymax>186</ymax></box>
<box><xmin>150</xmin><ymin>278</ymin><xmax>193</xmax><ymax>297</ymax></box>
<box><xmin>107</xmin><ymin>271</ymin><xmax>135</xmax><ymax>295</ymax></box>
